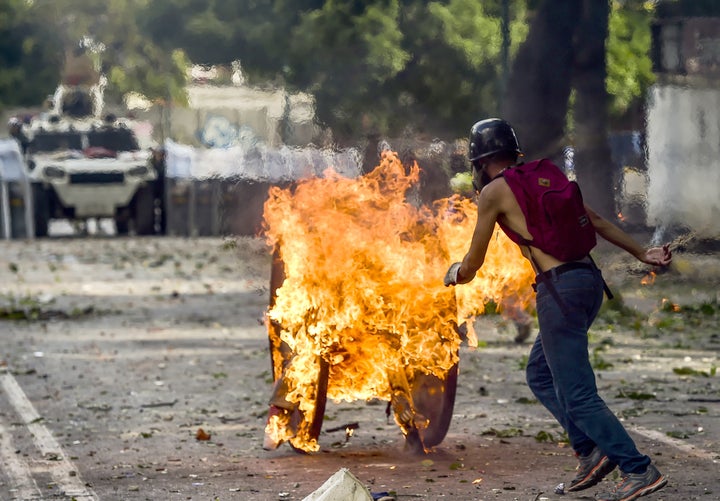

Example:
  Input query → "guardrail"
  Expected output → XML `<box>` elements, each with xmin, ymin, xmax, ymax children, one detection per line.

<box><xmin>0</xmin><ymin>139</ymin><xmax>34</xmax><ymax>240</ymax></box>
<box><xmin>162</xmin><ymin>140</ymin><xmax>362</xmax><ymax>237</ymax></box>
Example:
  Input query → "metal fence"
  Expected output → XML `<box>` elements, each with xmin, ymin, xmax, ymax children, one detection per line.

<box><xmin>0</xmin><ymin>139</ymin><xmax>34</xmax><ymax>239</ymax></box>
<box><xmin>162</xmin><ymin>140</ymin><xmax>362</xmax><ymax>237</ymax></box>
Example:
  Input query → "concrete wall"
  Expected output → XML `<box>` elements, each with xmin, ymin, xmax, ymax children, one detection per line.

<box><xmin>646</xmin><ymin>84</ymin><xmax>720</xmax><ymax>237</ymax></box>
<box><xmin>132</xmin><ymin>84</ymin><xmax>319</xmax><ymax>149</ymax></box>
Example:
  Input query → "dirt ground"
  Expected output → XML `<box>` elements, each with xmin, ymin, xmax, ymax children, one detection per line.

<box><xmin>0</xmin><ymin>235</ymin><xmax>718</xmax><ymax>501</ymax></box>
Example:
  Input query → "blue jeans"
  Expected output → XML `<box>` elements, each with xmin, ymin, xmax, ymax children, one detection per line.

<box><xmin>526</xmin><ymin>265</ymin><xmax>651</xmax><ymax>474</ymax></box>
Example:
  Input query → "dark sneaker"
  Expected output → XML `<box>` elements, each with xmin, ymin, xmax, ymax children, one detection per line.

<box><xmin>596</xmin><ymin>464</ymin><xmax>668</xmax><ymax>501</ymax></box>
<box><xmin>567</xmin><ymin>446</ymin><xmax>617</xmax><ymax>492</ymax></box>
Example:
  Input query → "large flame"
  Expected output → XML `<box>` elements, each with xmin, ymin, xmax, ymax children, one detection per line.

<box><xmin>262</xmin><ymin>151</ymin><xmax>535</xmax><ymax>451</ymax></box>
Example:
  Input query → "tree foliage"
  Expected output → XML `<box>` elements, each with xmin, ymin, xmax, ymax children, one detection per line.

<box><xmin>288</xmin><ymin>0</ymin><xmax>529</xmax><ymax>141</ymax></box>
<box><xmin>1</xmin><ymin>0</ymin><xmax>660</xmax><ymax>151</ymax></box>
<box><xmin>0</xmin><ymin>0</ymin><xmax>63</xmax><ymax>111</ymax></box>
<box><xmin>284</xmin><ymin>0</ymin><xmax>411</xmax><ymax>141</ymax></box>
<box><xmin>428</xmin><ymin>0</ymin><xmax>528</xmax><ymax>71</ymax></box>
<box><xmin>1</xmin><ymin>0</ymin><xmax>188</xmax><ymax>112</ymax></box>
<box><xmin>606</xmin><ymin>0</ymin><xmax>655</xmax><ymax>117</ymax></box>
<box><xmin>139</xmin><ymin>0</ymin><xmax>530</xmax><ymax>143</ymax></box>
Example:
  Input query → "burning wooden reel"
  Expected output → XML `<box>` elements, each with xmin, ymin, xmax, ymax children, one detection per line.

<box><xmin>263</xmin><ymin>249</ymin><xmax>459</xmax><ymax>454</ymax></box>
<box><xmin>260</xmin><ymin>151</ymin><xmax>534</xmax><ymax>454</ymax></box>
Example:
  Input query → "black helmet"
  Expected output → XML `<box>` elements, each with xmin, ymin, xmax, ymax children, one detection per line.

<box><xmin>468</xmin><ymin>118</ymin><xmax>522</xmax><ymax>163</ymax></box>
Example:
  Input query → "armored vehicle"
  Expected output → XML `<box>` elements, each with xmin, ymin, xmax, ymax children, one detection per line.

<box><xmin>24</xmin><ymin>84</ymin><xmax>158</xmax><ymax>236</ymax></box>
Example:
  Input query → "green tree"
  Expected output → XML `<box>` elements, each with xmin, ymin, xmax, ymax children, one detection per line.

<box><xmin>606</xmin><ymin>0</ymin><xmax>655</xmax><ymax>121</ymax></box>
<box><xmin>0</xmin><ymin>0</ymin><xmax>188</xmax><ymax>111</ymax></box>
<box><xmin>0</xmin><ymin>0</ymin><xmax>63</xmax><ymax>111</ymax></box>
<box><xmin>285</xmin><ymin>0</ymin><xmax>529</xmax><ymax>141</ymax></box>
<box><xmin>141</xmin><ymin>0</ymin><xmax>528</xmax><ymax>143</ymax></box>
<box><xmin>505</xmin><ymin>0</ymin><xmax>657</xmax><ymax>219</ymax></box>
<box><xmin>411</xmin><ymin>0</ymin><xmax>528</xmax><ymax>136</ymax></box>
<box><xmin>139</xmin><ymin>0</ymin><xmax>330</xmax><ymax>87</ymax></box>
<box><xmin>37</xmin><ymin>0</ymin><xmax>189</xmax><ymax>105</ymax></box>
<box><xmin>284</xmin><ymin>0</ymin><xmax>410</xmax><ymax>143</ymax></box>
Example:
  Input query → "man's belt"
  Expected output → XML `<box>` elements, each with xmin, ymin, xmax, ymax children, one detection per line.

<box><xmin>532</xmin><ymin>258</ymin><xmax>613</xmax><ymax>316</ymax></box>
<box><xmin>535</xmin><ymin>261</ymin><xmax>595</xmax><ymax>283</ymax></box>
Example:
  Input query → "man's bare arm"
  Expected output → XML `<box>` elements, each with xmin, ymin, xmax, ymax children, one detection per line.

<box><xmin>586</xmin><ymin>205</ymin><xmax>672</xmax><ymax>266</ymax></box>
<box><xmin>457</xmin><ymin>185</ymin><xmax>503</xmax><ymax>280</ymax></box>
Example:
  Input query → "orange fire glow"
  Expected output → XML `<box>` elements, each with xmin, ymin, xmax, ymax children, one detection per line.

<box><xmin>661</xmin><ymin>298</ymin><xmax>681</xmax><ymax>312</ymax></box>
<box><xmin>641</xmin><ymin>271</ymin><xmax>656</xmax><ymax>286</ymax></box>
<box><xmin>262</xmin><ymin>150</ymin><xmax>535</xmax><ymax>452</ymax></box>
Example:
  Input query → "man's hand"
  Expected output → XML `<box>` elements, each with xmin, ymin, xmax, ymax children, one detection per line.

<box><xmin>444</xmin><ymin>262</ymin><xmax>475</xmax><ymax>287</ymax></box>
<box><xmin>641</xmin><ymin>244</ymin><xmax>672</xmax><ymax>267</ymax></box>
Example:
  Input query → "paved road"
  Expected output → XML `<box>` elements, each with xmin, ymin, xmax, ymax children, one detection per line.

<box><xmin>0</xmin><ymin>236</ymin><xmax>718</xmax><ymax>500</ymax></box>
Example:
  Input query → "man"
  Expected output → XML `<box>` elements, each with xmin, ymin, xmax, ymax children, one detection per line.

<box><xmin>149</xmin><ymin>146</ymin><xmax>167</xmax><ymax>235</ymax></box>
<box><xmin>445</xmin><ymin>118</ymin><xmax>671</xmax><ymax>501</ymax></box>
<box><xmin>8</xmin><ymin>117</ymin><xmax>30</xmax><ymax>155</ymax></box>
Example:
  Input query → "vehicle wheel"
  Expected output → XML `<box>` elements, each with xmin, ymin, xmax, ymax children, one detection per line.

<box><xmin>114</xmin><ymin>207</ymin><xmax>130</xmax><ymax>235</ymax></box>
<box><xmin>32</xmin><ymin>184</ymin><xmax>50</xmax><ymax>238</ymax></box>
<box><xmin>388</xmin><ymin>354</ymin><xmax>458</xmax><ymax>455</ymax></box>
<box><xmin>131</xmin><ymin>185</ymin><xmax>156</xmax><ymax>235</ymax></box>
<box><xmin>409</xmin><ymin>360</ymin><xmax>458</xmax><ymax>448</ymax></box>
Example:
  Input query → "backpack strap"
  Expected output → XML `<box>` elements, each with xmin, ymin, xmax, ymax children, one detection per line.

<box><xmin>496</xmin><ymin>165</ymin><xmax>537</xmax><ymax>250</ymax></box>
<box><xmin>588</xmin><ymin>254</ymin><xmax>614</xmax><ymax>300</ymax></box>
<box><xmin>497</xmin><ymin>220</ymin><xmax>534</xmax><ymax>249</ymax></box>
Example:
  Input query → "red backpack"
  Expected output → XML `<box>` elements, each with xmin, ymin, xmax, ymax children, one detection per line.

<box><xmin>499</xmin><ymin>159</ymin><xmax>596</xmax><ymax>261</ymax></box>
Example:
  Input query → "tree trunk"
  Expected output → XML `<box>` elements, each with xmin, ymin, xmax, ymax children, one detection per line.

<box><xmin>503</xmin><ymin>0</ymin><xmax>581</xmax><ymax>159</ymax></box>
<box><xmin>572</xmin><ymin>0</ymin><xmax>616</xmax><ymax>220</ymax></box>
